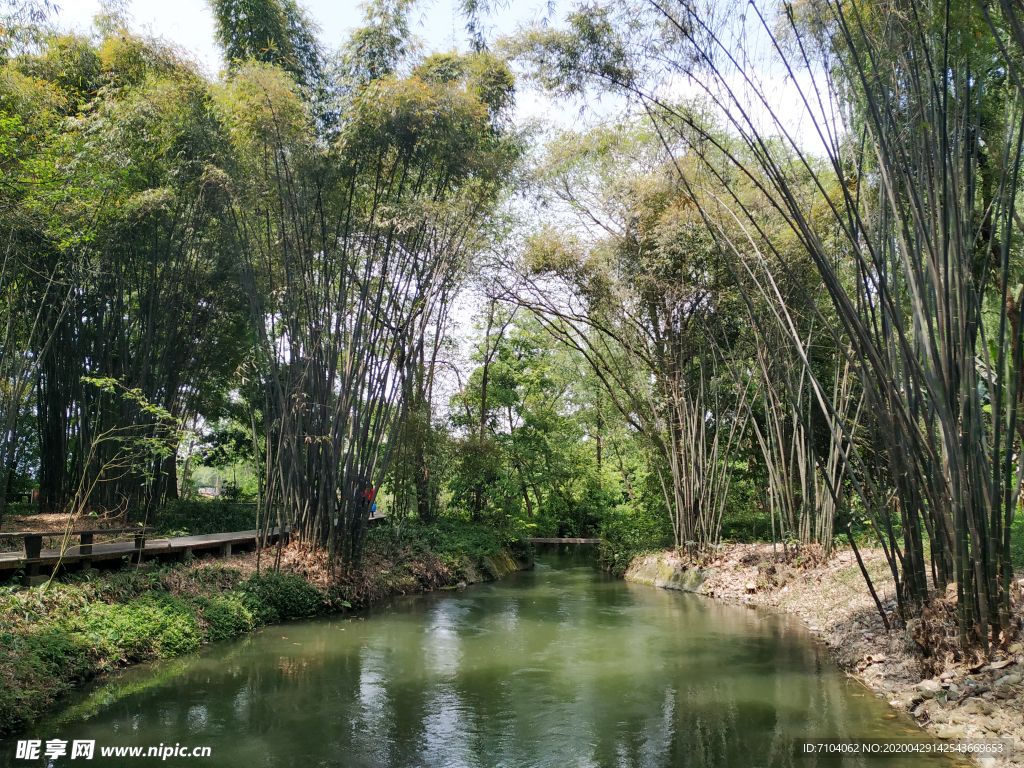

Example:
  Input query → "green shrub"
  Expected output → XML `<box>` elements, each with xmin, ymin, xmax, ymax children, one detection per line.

<box><xmin>598</xmin><ymin>503</ymin><xmax>673</xmax><ymax>576</ymax></box>
<box><xmin>1012</xmin><ymin>509</ymin><xmax>1024</xmax><ymax>573</ymax></box>
<box><xmin>5</xmin><ymin>629</ymin><xmax>91</xmax><ymax>684</ymax></box>
<box><xmin>523</xmin><ymin>514</ymin><xmax>559</xmax><ymax>538</ymax></box>
<box><xmin>394</xmin><ymin>518</ymin><xmax>518</xmax><ymax>561</ymax></box>
<box><xmin>147</xmin><ymin>500</ymin><xmax>258</xmax><ymax>536</ymax></box>
<box><xmin>239</xmin><ymin>571</ymin><xmax>324</xmax><ymax>625</ymax></box>
<box><xmin>71</xmin><ymin>594</ymin><xmax>201</xmax><ymax>660</ymax></box>
<box><xmin>719</xmin><ymin>504</ymin><xmax>772</xmax><ymax>543</ymax></box>
<box><xmin>39</xmin><ymin>632</ymin><xmax>93</xmax><ymax>684</ymax></box>
<box><xmin>506</xmin><ymin>535</ymin><xmax>533</xmax><ymax>563</ymax></box>
<box><xmin>0</xmin><ymin>631</ymin><xmax>85</xmax><ymax>736</ymax></box>
<box><xmin>3</xmin><ymin>501</ymin><xmax>38</xmax><ymax>517</ymax></box>
<box><xmin>198</xmin><ymin>595</ymin><xmax>255</xmax><ymax>641</ymax></box>
<box><xmin>601</xmin><ymin>503</ymin><xmax>672</xmax><ymax>549</ymax></box>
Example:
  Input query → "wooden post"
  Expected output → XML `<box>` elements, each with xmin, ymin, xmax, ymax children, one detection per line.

<box><xmin>22</xmin><ymin>534</ymin><xmax>46</xmax><ymax>587</ymax></box>
<box><xmin>23</xmin><ymin>533</ymin><xmax>42</xmax><ymax>559</ymax></box>
<box><xmin>79</xmin><ymin>532</ymin><xmax>95</xmax><ymax>574</ymax></box>
<box><xmin>219</xmin><ymin>542</ymin><xmax>232</xmax><ymax>558</ymax></box>
<box><xmin>133</xmin><ymin>533</ymin><xmax>146</xmax><ymax>564</ymax></box>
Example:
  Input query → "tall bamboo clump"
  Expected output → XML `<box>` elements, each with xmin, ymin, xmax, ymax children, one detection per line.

<box><xmin>220</xmin><ymin>56</ymin><xmax>517</xmax><ymax>568</ymax></box>
<box><xmin>514</xmin><ymin>127</ymin><xmax>752</xmax><ymax>551</ymax></box>
<box><xmin>665</xmin><ymin>0</ymin><xmax>1024</xmax><ymax>646</ymax></box>
<box><xmin>514</xmin><ymin>0</ymin><xmax>1024</xmax><ymax>646</ymax></box>
<box><xmin>6</xmin><ymin>32</ymin><xmax>248</xmax><ymax>519</ymax></box>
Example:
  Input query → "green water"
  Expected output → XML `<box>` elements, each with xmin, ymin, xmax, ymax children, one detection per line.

<box><xmin>3</xmin><ymin>551</ymin><xmax>960</xmax><ymax>767</ymax></box>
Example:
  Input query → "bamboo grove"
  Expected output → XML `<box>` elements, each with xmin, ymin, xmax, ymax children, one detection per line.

<box><xmin>1</xmin><ymin>0</ymin><xmax>1023</xmax><ymax>654</ymax></box>
<box><xmin>0</xmin><ymin>0</ymin><xmax>520</xmax><ymax>567</ymax></box>
<box><xmin>513</xmin><ymin>0</ymin><xmax>1024</xmax><ymax>649</ymax></box>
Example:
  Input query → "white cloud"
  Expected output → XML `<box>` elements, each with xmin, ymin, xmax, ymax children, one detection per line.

<box><xmin>658</xmin><ymin>64</ymin><xmax>843</xmax><ymax>159</ymax></box>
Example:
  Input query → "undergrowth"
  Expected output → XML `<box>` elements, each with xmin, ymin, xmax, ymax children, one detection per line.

<box><xmin>389</xmin><ymin>519</ymin><xmax>531</xmax><ymax>566</ymax></box>
<box><xmin>144</xmin><ymin>500</ymin><xmax>259</xmax><ymax>536</ymax></box>
<box><xmin>597</xmin><ymin>504</ymin><xmax>673</xmax><ymax>577</ymax></box>
<box><xmin>316</xmin><ymin>520</ymin><xmax>532</xmax><ymax>608</ymax></box>
<box><xmin>1012</xmin><ymin>511</ymin><xmax>1024</xmax><ymax>573</ymax></box>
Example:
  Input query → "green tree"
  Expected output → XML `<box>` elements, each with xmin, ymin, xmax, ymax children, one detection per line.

<box><xmin>210</xmin><ymin>0</ymin><xmax>323</xmax><ymax>86</ymax></box>
<box><xmin>215</xmin><ymin>13</ymin><xmax>520</xmax><ymax>566</ymax></box>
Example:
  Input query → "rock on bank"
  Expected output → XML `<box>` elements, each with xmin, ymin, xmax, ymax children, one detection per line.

<box><xmin>624</xmin><ymin>552</ymin><xmax>705</xmax><ymax>592</ymax></box>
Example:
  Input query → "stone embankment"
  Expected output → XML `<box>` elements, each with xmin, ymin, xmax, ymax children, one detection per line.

<box><xmin>624</xmin><ymin>553</ymin><xmax>705</xmax><ymax>591</ymax></box>
<box><xmin>626</xmin><ymin>543</ymin><xmax>1024</xmax><ymax>767</ymax></box>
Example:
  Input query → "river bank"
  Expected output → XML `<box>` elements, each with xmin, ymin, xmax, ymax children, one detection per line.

<box><xmin>0</xmin><ymin>521</ymin><xmax>532</xmax><ymax>739</ymax></box>
<box><xmin>627</xmin><ymin>544</ymin><xmax>1024</xmax><ymax>767</ymax></box>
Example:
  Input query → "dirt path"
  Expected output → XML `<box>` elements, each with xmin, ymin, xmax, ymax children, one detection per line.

<box><xmin>632</xmin><ymin>544</ymin><xmax>1024</xmax><ymax>767</ymax></box>
<box><xmin>1</xmin><ymin>512</ymin><xmax>128</xmax><ymax>534</ymax></box>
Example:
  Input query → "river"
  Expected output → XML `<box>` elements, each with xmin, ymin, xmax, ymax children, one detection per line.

<box><xmin>2</xmin><ymin>549</ymin><xmax>961</xmax><ymax>767</ymax></box>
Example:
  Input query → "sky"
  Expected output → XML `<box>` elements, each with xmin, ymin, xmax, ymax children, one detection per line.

<box><xmin>51</xmin><ymin>0</ymin><xmax>578</xmax><ymax>125</ymax></box>
<box><xmin>50</xmin><ymin>0</ymin><xmax>833</xmax><ymax>154</ymax></box>
<box><xmin>55</xmin><ymin>0</ymin><xmax>545</xmax><ymax>75</ymax></box>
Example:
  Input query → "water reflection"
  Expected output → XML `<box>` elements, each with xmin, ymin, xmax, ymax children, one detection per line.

<box><xmin>2</xmin><ymin>551</ymin><xmax>961</xmax><ymax>768</ymax></box>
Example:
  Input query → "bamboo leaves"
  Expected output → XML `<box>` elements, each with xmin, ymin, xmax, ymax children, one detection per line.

<box><xmin>222</xmin><ymin>39</ymin><xmax>518</xmax><ymax>566</ymax></box>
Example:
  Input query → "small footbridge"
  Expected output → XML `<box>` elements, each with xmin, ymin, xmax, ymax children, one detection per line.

<box><xmin>526</xmin><ymin>538</ymin><xmax>603</xmax><ymax>544</ymax></box>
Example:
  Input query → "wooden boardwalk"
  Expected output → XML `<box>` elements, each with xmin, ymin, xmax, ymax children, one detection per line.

<box><xmin>0</xmin><ymin>529</ymin><xmax>283</xmax><ymax>584</ymax></box>
<box><xmin>0</xmin><ymin>511</ymin><xmax>387</xmax><ymax>585</ymax></box>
